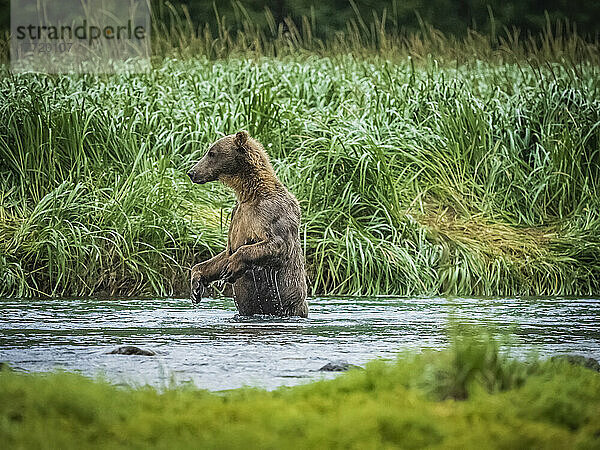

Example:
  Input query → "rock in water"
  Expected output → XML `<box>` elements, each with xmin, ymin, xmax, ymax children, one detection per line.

<box><xmin>318</xmin><ymin>361</ymin><xmax>362</xmax><ymax>372</ymax></box>
<box><xmin>108</xmin><ymin>346</ymin><xmax>155</xmax><ymax>356</ymax></box>
<box><xmin>551</xmin><ymin>354</ymin><xmax>600</xmax><ymax>372</ymax></box>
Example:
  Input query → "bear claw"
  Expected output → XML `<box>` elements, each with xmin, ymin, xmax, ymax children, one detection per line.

<box><xmin>191</xmin><ymin>279</ymin><xmax>208</xmax><ymax>304</ymax></box>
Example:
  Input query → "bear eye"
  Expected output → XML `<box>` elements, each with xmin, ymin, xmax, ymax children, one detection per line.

<box><xmin>208</xmin><ymin>151</ymin><xmax>215</xmax><ymax>157</ymax></box>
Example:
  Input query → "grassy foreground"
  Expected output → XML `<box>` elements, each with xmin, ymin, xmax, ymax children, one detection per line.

<box><xmin>1</xmin><ymin>335</ymin><xmax>599</xmax><ymax>448</ymax></box>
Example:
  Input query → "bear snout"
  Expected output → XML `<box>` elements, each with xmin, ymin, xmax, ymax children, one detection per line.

<box><xmin>187</xmin><ymin>171</ymin><xmax>205</xmax><ymax>184</ymax></box>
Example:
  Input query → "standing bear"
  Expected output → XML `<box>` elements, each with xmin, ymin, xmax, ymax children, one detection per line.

<box><xmin>187</xmin><ymin>131</ymin><xmax>309</xmax><ymax>317</ymax></box>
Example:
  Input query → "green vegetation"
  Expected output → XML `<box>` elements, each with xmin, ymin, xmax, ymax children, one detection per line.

<box><xmin>1</xmin><ymin>334</ymin><xmax>599</xmax><ymax>448</ymax></box>
<box><xmin>153</xmin><ymin>0</ymin><xmax>600</xmax><ymax>40</ymax></box>
<box><xmin>151</xmin><ymin>3</ymin><xmax>600</xmax><ymax>62</ymax></box>
<box><xmin>2</xmin><ymin>0</ymin><xmax>600</xmax><ymax>41</ymax></box>
<box><xmin>1</xmin><ymin>13</ymin><xmax>599</xmax><ymax>298</ymax></box>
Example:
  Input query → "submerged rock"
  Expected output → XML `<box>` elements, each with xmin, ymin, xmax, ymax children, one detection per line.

<box><xmin>108</xmin><ymin>346</ymin><xmax>156</xmax><ymax>356</ymax></box>
<box><xmin>318</xmin><ymin>361</ymin><xmax>362</xmax><ymax>372</ymax></box>
<box><xmin>551</xmin><ymin>355</ymin><xmax>600</xmax><ymax>372</ymax></box>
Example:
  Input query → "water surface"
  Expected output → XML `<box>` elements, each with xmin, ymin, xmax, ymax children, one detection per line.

<box><xmin>1</xmin><ymin>297</ymin><xmax>598</xmax><ymax>390</ymax></box>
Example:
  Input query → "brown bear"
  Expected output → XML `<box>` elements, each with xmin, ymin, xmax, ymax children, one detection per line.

<box><xmin>187</xmin><ymin>131</ymin><xmax>309</xmax><ymax>317</ymax></box>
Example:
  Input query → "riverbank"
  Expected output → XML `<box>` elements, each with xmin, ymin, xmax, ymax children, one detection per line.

<box><xmin>1</xmin><ymin>334</ymin><xmax>599</xmax><ymax>448</ymax></box>
<box><xmin>1</xmin><ymin>32</ymin><xmax>599</xmax><ymax>298</ymax></box>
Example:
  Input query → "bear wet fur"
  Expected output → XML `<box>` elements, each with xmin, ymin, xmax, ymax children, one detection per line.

<box><xmin>187</xmin><ymin>131</ymin><xmax>309</xmax><ymax>317</ymax></box>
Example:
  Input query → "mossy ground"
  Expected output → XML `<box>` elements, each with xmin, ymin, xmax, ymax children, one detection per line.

<box><xmin>1</xmin><ymin>335</ymin><xmax>599</xmax><ymax>449</ymax></box>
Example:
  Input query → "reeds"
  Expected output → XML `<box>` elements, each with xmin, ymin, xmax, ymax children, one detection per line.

<box><xmin>149</xmin><ymin>2</ymin><xmax>600</xmax><ymax>64</ymax></box>
<box><xmin>0</xmin><ymin>9</ymin><xmax>599</xmax><ymax>297</ymax></box>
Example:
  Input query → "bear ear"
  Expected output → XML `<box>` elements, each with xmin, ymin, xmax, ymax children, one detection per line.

<box><xmin>234</xmin><ymin>130</ymin><xmax>249</xmax><ymax>150</ymax></box>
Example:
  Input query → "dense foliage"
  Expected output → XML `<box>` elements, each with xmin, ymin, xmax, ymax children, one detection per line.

<box><xmin>1</xmin><ymin>16</ymin><xmax>599</xmax><ymax>298</ymax></box>
<box><xmin>2</xmin><ymin>0</ymin><xmax>600</xmax><ymax>40</ymax></box>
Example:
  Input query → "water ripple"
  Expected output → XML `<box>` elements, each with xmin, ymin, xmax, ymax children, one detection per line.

<box><xmin>0</xmin><ymin>296</ymin><xmax>599</xmax><ymax>390</ymax></box>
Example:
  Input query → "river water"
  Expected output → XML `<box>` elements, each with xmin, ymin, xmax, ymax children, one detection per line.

<box><xmin>0</xmin><ymin>297</ymin><xmax>598</xmax><ymax>391</ymax></box>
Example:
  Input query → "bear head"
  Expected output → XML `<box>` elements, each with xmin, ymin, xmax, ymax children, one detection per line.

<box><xmin>187</xmin><ymin>130</ymin><xmax>257</xmax><ymax>185</ymax></box>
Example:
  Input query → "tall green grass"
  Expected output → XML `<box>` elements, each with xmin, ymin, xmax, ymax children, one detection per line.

<box><xmin>1</xmin><ymin>333</ymin><xmax>599</xmax><ymax>448</ymax></box>
<box><xmin>149</xmin><ymin>2</ymin><xmax>600</xmax><ymax>64</ymax></box>
<box><xmin>0</xmin><ymin>14</ymin><xmax>599</xmax><ymax>297</ymax></box>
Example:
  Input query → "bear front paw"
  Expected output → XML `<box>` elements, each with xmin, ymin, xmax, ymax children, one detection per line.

<box><xmin>191</xmin><ymin>278</ymin><xmax>208</xmax><ymax>304</ymax></box>
<box><xmin>221</xmin><ymin>255</ymin><xmax>248</xmax><ymax>282</ymax></box>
